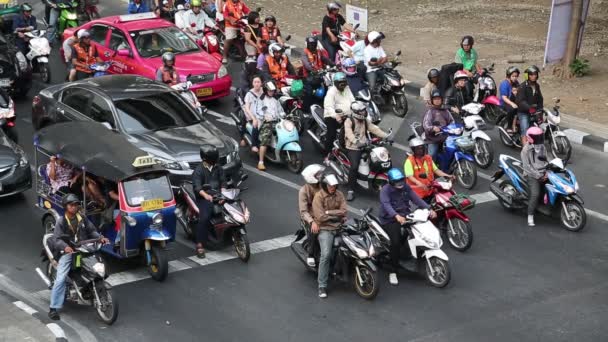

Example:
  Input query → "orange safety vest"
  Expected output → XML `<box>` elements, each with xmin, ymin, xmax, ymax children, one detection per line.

<box><xmin>302</xmin><ymin>48</ymin><xmax>324</xmax><ymax>77</ymax></box>
<box><xmin>160</xmin><ymin>66</ymin><xmax>178</xmax><ymax>85</ymax></box>
<box><xmin>266</xmin><ymin>55</ymin><xmax>289</xmax><ymax>82</ymax></box>
<box><xmin>224</xmin><ymin>0</ymin><xmax>246</xmax><ymax>28</ymax></box>
<box><xmin>260</xmin><ymin>26</ymin><xmax>278</xmax><ymax>42</ymax></box>
<box><xmin>73</xmin><ymin>43</ymin><xmax>97</xmax><ymax>73</ymax></box>
<box><xmin>406</xmin><ymin>154</ymin><xmax>435</xmax><ymax>199</ymax></box>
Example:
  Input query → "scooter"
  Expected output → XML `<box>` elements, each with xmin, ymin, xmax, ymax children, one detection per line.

<box><xmin>489</xmin><ymin>154</ymin><xmax>586</xmax><ymax>232</ymax></box>
<box><xmin>175</xmin><ymin>175</ymin><xmax>252</xmax><ymax>261</ymax></box>
<box><xmin>471</xmin><ymin>63</ymin><xmax>505</xmax><ymax>124</ymax></box>
<box><xmin>188</xmin><ymin>25</ymin><xmax>223</xmax><ymax>62</ymax></box>
<box><xmin>89</xmin><ymin>61</ymin><xmax>112</xmax><ymax>77</ymax></box>
<box><xmin>291</xmin><ymin>212</ymin><xmax>380</xmax><ymax>300</ymax></box>
<box><xmin>172</xmin><ymin>80</ymin><xmax>204</xmax><ymax>115</ymax></box>
<box><xmin>334</xmin><ymin>23</ymin><xmax>360</xmax><ymax>66</ymax></box>
<box><xmin>57</xmin><ymin>1</ymin><xmax>79</xmax><ymax>38</ymax></box>
<box><xmin>460</xmin><ymin>102</ymin><xmax>494</xmax><ymax>168</ymax></box>
<box><xmin>0</xmin><ymin>90</ymin><xmax>18</xmax><ymax>142</ymax></box>
<box><xmin>366</xmin><ymin>208</ymin><xmax>451</xmax><ymax>288</ymax></box>
<box><xmin>346</xmin><ymin>74</ymin><xmax>381</xmax><ymax>124</ymax></box>
<box><xmin>24</xmin><ymin>30</ymin><xmax>51</xmax><ymax>83</ymax></box>
<box><xmin>36</xmin><ymin>235</ymin><xmax>119</xmax><ymax>325</ymax></box>
<box><xmin>371</xmin><ymin>50</ymin><xmax>409</xmax><ymax>117</ymax></box>
<box><xmin>306</xmin><ymin>104</ymin><xmax>330</xmax><ymax>153</ymax></box>
<box><xmin>278</xmin><ymin>77</ymin><xmax>305</xmax><ymax>134</ymax></box>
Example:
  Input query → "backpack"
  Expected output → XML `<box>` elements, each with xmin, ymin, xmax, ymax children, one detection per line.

<box><xmin>338</xmin><ymin>117</ymin><xmax>367</xmax><ymax>149</ymax></box>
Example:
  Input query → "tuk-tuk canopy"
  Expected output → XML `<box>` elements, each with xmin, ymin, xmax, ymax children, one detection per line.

<box><xmin>35</xmin><ymin>121</ymin><xmax>167</xmax><ymax>182</ymax></box>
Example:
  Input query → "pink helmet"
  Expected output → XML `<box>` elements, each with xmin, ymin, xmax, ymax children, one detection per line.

<box><xmin>526</xmin><ymin>126</ymin><xmax>544</xmax><ymax>144</ymax></box>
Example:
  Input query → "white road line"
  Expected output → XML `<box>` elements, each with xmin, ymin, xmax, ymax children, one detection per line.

<box><xmin>46</xmin><ymin>323</ymin><xmax>67</xmax><ymax>339</ymax></box>
<box><xmin>207</xmin><ymin>109</ymin><xmax>236</xmax><ymax>126</ymax></box>
<box><xmin>470</xmin><ymin>191</ymin><xmax>497</xmax><ymax>204</ymax></box>
<box><xmin>586</xmin><ymin>209</ymin><xmax>608</xmax><ymax>222</ymax></box>
<box><xmin>12</xmin><ymin>300</ymin><xmax>38</xmax><ymax>315</ymax></box>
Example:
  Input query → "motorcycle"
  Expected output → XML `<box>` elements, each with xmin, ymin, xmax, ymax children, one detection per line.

<box><xmin>175</xmin><ymin>175</ymin><xmax>252</xmax><ymax>262</ymax></box>
<box><xmin>371</xmin><ymin>50</ymin><xmax>409</xmax><ymax>118</ymax></box>
<box><xmin>36</xmin><ymin>235</ymin><xmax>119</xmax><ymax>325</ymax></box>
<box><xmin>0</xmin><ymin>90</ymin><xmax>17</xmax><ymax>142</ymax></box>
<box><xmin>89</xmin><ymin>61</ymin><xmax>112</xmax><ymax>77</ymax></box>
<box><xmin>472</xmin><ymin>63</ymin><xmax>505</xmax><ymax>124</ymax></box>
<box><xmin>188</xmin><ymin>25</ymin><xmax>223</xmax><ymax>62</ymax></box>
<box><xmin>496</xmin><ymin>99</ymin><xmax>572</xmax><ymax>164</ymax></box>
<box><xmin>366</xmin><ymin>208</ymin><xmax>451</xmax><ymax>288</ymax></box>
<box><xmin>291</xmin><ymin>212</ymin><xmax>380</xmax><ymax>300</ymax></box>
<box><xmin>306</xmin><ymin>104</ymin><xmax>330</xmax><ymax>153</ymax></box>
<box><xmin>346</xmin><ymin>74</ymin><xmax>381</xmax><ymax>124</ymax></box>
<box><xmin>460</xmin><ymin>102</ymin><xmax>494</xmax><ymax>168</ymax></box>
<box><xmin>278</xmin><ymin>76</ymin><xmax>306</xmax><ymax>134</ymax></box>
<box><xmin>83</xmin><ymin>0</ymin><xmax>100</xmax><ymax>21</ymax></box>
<box><xmin>57</xmin><ymin>1</ymin><xmax>79</xmax><ymax>38</ymax></box>
<box><xmin>23</xmin><ymin>30</ymin><xmax>51</xmax><ymax>83</ymax></box>
<box><xmin>172</xmin><ymin>79</ymin><xmax>204</xmax><ymax>115</ymax></box>
<box><xmin>490</xmin><ymin>154</ymin><xmax>585</xmax><ymax>232</ymax></box>
<box><xmin>325</xmin><ymin>130</ymin><xmax>393</xmax><ymax>193</ymax></box>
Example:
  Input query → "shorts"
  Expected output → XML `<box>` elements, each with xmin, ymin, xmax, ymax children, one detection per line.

<box><xmin>66</xmin><ymin>61</ymin><xmax>74</xmax><ymax>71</ymax></box>
<box><xmin>225</xmin><ymin>27</ymin><xmax>239</xmax><ymax>40</ymax></box>
<box><xmin>259</xmin><ymin>121</ymin><xmax>275</xmax><ymax>146</ymax></box>
<box><xmin>518</xmin><ymin>112</ymin><xmax>530</xmax><ymax>135</ymax></box>
<box><xmin>245</xmin><ymin>43</ymin><xmax>257</xmax><ymax>56</ymax></box>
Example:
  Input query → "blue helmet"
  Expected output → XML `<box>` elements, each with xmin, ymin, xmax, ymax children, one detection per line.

<box><xmin>387</xmin><ymin>168</ymin><xmax>405</xmax><ymax>187</ymax></box>
<box><xmin>333</xmin><ymin>72</ymin><xmax>346</xmax><ymax>83</ymax></box>
<box><xmin>342</xmin><ymin>58</ymin><xmax>357</xmax><ymax>76</ymax></box>
<box><xmin>313</xmin><ymin>86</ymin><xmax>326</xmax><ymax>98</ymax></box>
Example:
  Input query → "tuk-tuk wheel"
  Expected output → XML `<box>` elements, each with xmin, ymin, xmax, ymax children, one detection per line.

<box><xmin>43</xmin><ymin>215</ymin><xmax>56</xmax><ymax>235</ymax></box>
<box><xmin>147</xmin><ymin>246</ymin><xmax>168</xmax><ymax>281</ymax></box>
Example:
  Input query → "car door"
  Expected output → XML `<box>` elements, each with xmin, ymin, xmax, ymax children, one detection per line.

<box><xmin>87</xmin><ymin>92</ymin><xmax>117</xmax><ymax>130</ymax></box>
<box><xmin>88</xmin><ymin>24</ymin><xmax>112</xmax><ymax>62</ymax></box>
<box><xmin>57</xmin><ymin>88</ymin><xmax>94</xmax><ymax>122</ymax></box>
<box><xmin>107</xmin><ymin>27</ymin><xmax>136</xmax><ymax>74</ymax></box>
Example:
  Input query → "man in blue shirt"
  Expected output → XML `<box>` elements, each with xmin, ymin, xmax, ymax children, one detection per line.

<box><xmin>128</xmin><ymin>0</ymin><xmax>150</xmax><ymax>14</ymax></box>
<box><xmin>378</xmin><ymin>168</ymin><xmax>435</xmax><ymax>286</ymax></box>
<box><xmin>12</xmin><ymin>3</ymin><xmax>37</xmax><ymax>55</ymax></box>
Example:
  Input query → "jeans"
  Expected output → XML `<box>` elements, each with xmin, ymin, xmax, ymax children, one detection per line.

<box><xmin>366</xmin><ymin>70</ymin><xmax>385</xmax><ymax>93</ymax></box>
<box><xmin>324</xmin><ymin>117</ymin><xmax>340</xmax><ymax>152</ymax></box>
<box><xmin>527</xmin><ymin>176</ymin><xmax>543</xmax><ymax>215</ymax></box>
<box><xmin>47</xmin><ymin>8</ymin><xmax>60</xmax><ymax>42</ymax></box>
<box><xmin>518</xmin><ymin>112</ymin><xmax>530</xmax><ymax>136</ymax></box>
<box><xmin>196</xmin><ymin>198</ymin><xmax>213</xmax><ymax>244</ymax></box>
<box><xmin>427</xmin><ymin>143</ymin><xmax>439</xmax><ymax>160</ymax></box>
<box><xmin>383</xmin><ymin>221</ymin><xmax>403</xmax><ymax>272</ymax></box>
<box><xmin>50</xmin><ymin>254</ymin><xmax>73</xmax><ymax>309</ymax></box>
<box><xmin>317</xmin><ymin>230</ymin><xmax>335</xmax><ymax>289</ymax></box>
<box><xmin>321</xmin><ymin>38</ymin><xmax>338</xmax><ymax>62</ymax></box>
<box><xmin>347</xmin><ymin>149</ymin><xmax>362</xmax><ymax>192</ymax></box>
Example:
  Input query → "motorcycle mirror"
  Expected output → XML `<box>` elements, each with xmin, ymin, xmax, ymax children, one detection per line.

<box><xmin>285</xmin><ymin>35</ymin><xmax>292</xmax><ymax>41</ymax></box>
<box><xmin>354</xmin><ymin>23</ymin><xmax>360</xmax><ymax>30</ymax></box>
<box><xmin>555</xmin><ymin>98</ymin><xmax>561</xmax><ymax>104</ymax></box>
<box><xmin>396</xmin><ymin>50</ymin><xmax>402</xmax><ymax>56</ymax></box>
<box><xmin>255</xmin><ymin>7</ymin><xmax>262</xmax><ymax>12</ymax></box>
<box><xmin>240</xmin><ymin>173</ymin><xmax>249</xmax><ymax>182</ymax></box>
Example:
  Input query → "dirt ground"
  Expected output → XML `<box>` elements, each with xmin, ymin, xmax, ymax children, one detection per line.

<box><xmin>249</xmin><ymin>0</ymin><xmax>608</xmax><ymax>125</ymax></box>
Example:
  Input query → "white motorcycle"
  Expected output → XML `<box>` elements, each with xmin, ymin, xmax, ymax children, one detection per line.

<box><xmin>172</xmin><ymin>80</ymin><xmax>204</xmax><ymax>114</ymax></box>
<box><xmin>461</xmin><ymin>102</ymin><xmax>494</xmax><ymax>169</ymax></box>
<box><xmin>24</xmin><ymin>30</ymin><xmax>51</xmax><ymax>83</ymax></box>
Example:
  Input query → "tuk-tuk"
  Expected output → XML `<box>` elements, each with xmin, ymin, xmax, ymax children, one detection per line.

<box><xmin>34</xmin><ymin>122</ymin><xmax>177</xmax><ymax>281</ymax></box>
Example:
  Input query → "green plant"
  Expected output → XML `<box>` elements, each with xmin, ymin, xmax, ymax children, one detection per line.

<box><xmin>569</xmin><ymin>58</ymin><xmax>590</xmax><ymax>77</ymax></box>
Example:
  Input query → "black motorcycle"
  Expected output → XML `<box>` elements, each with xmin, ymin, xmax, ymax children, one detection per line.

<box><xmin>0</xmin><ymin>32</ymin><xmax>32</xmax><ymax>98</ymax></box>
<box><xmin>0</xmin><ymin>89</ymin><xmax>18</xmax><ymax>142</ymax></box>
<box><xmin>371</xmin><ymin>50</ymin><xmax>409</xmax><ymax>118</ymax></box>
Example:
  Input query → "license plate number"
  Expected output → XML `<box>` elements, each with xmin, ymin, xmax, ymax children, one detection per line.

<box><xmin>196</xmin><ymin>87</ymin><xmax>213</xmax><ymax>96</ymax></box>
<box><xmin>0</xmin><ymin>79</ymin><xmax>10</xmax><ymax>87</ymax></box>
<box><xmin>141</xmin><ymin>198</ymin><xmax>163</xmax><ymax>211</ymax></box>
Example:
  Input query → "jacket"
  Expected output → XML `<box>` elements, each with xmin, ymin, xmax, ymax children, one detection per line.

<box><xmin>298</xmin><ymin>184</ymin><xmax>320</xmax><ymax>225</ymax></box>
<box><xmin>73</xmin><ymin>43</ymin><xmax>97</xmax><ymax>73</ymax></box>
<box><xmin>515</xmin><ymin>80</ymin><xmax>543</xmax><ymax>114</ymax></box>
<box><xmin>521</xmin><ymin>144</ymin><xmax>548</xmax><ymax>180</ymax></box>
<box><xmin>127</xmin><ymin>1</ymin><xmax>150</xmax><ymax>14</ymax></box>
<box><xmin>422</xmin><ymin>107</ymin><xmax>454</xmax><ymax>144</ymax></box>
<box><xmin>378</xmin><ymin>183</ymin><xmax>429</xmax><ymax>225</ymax></box>
<box><xmin>444</xmin><ymin>86</ymin><xmax>472</xmax><ymax>111</ymax></box>
<box><xmin>50</xmin><ymin>214</ymin><xmax>101</xmax><ymax>256</ymax></box>
<box><xmin>155</xmin><ymin>66</ymin><xmax>178</xmax><ymax>85</ymax></box>
<box><xmin>260</xmin><ymin>26</ymin><xmax>279</xmax><ymax>42</ymax></box>
<box><xmin>12</xmin><ymin>14</ymin><xmax>37</xmax><ymax>34</ymax></box>
<box><xmin>323</xmin><ymin>85</ymin><xmax>355</xmax><ymax>119</ymax></box>
<box><xmin>312</xmin><ymin>188</ymin><xmax>347</xmax><ymax>230</ymax></box>
<box><xmin>192</xmin><ymin>163</ymin><xmax>225</xmax><ymax>199</ymax></box>
<box><xmin>344</xmin><ymin>117</ymin><xmax>387</xmax><ymax>151</ymax></box>
<box><xmin>301</xmin><ymin>48</ymin><xmax>331</xmax><ymax>77</ymax></box>
<box><xmin>223</xmin><ymin>0</ymin><xmax>250</xmax><ymax>28</ymax></box>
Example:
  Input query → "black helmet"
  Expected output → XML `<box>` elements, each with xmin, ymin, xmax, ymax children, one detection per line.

<box><xmin>247</xmin><ymin>11</ymin><xmax>260</xmax><ymax>25</ymax></box>
<box><xmin>62</xmin><ymin>193</ymin><xmax>80</xmax><ymax>208</ymax></box>
<box><xmin>525</xmin><ymin>65</ymin><xmax>540</xmax><ymax>76</ymax></box>
<box><xmin>162</xmin><ymin>52</ymin><xmax>175</xmax><ymax>65</ymax></box>
<box><xmin>200</xmin><ymin>144</ymin><xmax>219</xmax><ymax>164</ymax></box>
<box><xmin>460</xmin><ymin>35</ymin><xmax>474</xmax><ymax>48</ymax></box>
<box><xmin>506</xmin><ymin>66</ymin><xmax>520</xmax><ymax>77</ymax></box>
<box><xmin>264</xmin><ymin>15</ymin><xmax>276</xmax><ymax>24</ymax></box>
<box><xmin>327</xmin><ymin>2</ymin><xmax>341</xmax><ymax>11</ymax></box>
<box><xmin>21</xmin><ymin>3</ymin><xmax>33</xmax><ymax>12</ymax></box>
<box><xmin>430</xmin><ymin>88</ymin><xmax>442</xmax><ymax>99</ymax></box>
<box><xmin>427</xmin><ymin>68</ymin><xmax>440</xmax><ymax>81</ymax></box>
<box><xmin>305</xmin><ymin>36</ymin><xmax>317</xmax><ymax>50</ymax></box>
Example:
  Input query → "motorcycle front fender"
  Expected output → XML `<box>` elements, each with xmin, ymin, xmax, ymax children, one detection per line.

<box><xmin>37</xmin><ymin>56</ymin><xmax>49</xmax><ymax>63</ymax></box>
<box><xmin>569</xmin><ymin>193</ymin><xmax>584</xmax><ymax>205</ymax></box>
<box><xmin>471</xmin><ymin>130</ymin><xmax>491</xmax><ymax>141</ymax></box>
<box><xmin>423</xmin><ymin>248</ymin><xmax>449</xmax><ymax>261</ymax></box>
<box><xmin>554</xmin><ymin>131</ymin><xmax>567</xmax><ymax>137</ymax></box>
<box><xmin>239</xmin><ymin>228</ymin><xmax>247</xmax><ymax>235</ymax></box>
<box><xmin>281</xmin><ymin>141</ymin><xmax>302</xmax><ymax>152</ymax></box>
<box><xmin>356</xmin><ymin>259</ymin><xmax>377</xmax><ymax>272</ymax></box>
<box><xmin>142</xmin><ymin>228</ymin><xmax>172</xmax><ymax>241</ymax></box>
<box><xmin>481</xmin><ymin>95</ymin><xmax>501</xmax><ymax>106</ymax></box>
<box><xmin>455</xmin><ymin>151</ymin><xmax>475</xmax><ymax>162</ymax></box>
<box><xmin>444</xmin><ymin>208</ymin><xmax>469</xmax><ymax>221</ymax></box>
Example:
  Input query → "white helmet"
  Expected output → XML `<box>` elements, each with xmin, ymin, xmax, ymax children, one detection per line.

<box><xmin>268</xmin><ymin>43</ymin><xmax>283</xmax><ymax>55</ymax></box>
<box><xmin>454</xmin><ymin>70</ymin><xmax>469</xmax><ymax>81</ymax></box>
<box><xmin>408</xmin><ymin>137</ymin><xmax>425</xmax><ymax>148</ymax></box>
<box><xmin>321</xmin><ymin>173</ymin><xmax>339</xmax><ymax>187</ymax></box>
<box><xmin>367</xmin><ymin>31</ymin><xmax>382</xmax><ymax>43</ymax></box>
<box><xmin>301</xmin><ymin>164</ymin><xmax>326</xmax><ymax>184</ymax></box>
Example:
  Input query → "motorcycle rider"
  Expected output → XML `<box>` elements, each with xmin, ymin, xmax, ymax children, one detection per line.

<box><xmin>12</xmin><ymin>3</ymin><xmax>37</xmax><ymax>55</ymax></box>
<box><xmin>48</xmin><ymin>193</ymin><xmax>109</xmax><ymax>320</ymax></box>
<box><xmin>499</xmin><ymin>66</ymin><xmax>520</xmax><ymax>133</ymax></box>
<box><xmin>127</xmin><ymin>0</ymin><xmax>150</xmax><ymax>14</ymax></box>
<box><xmin>521</xmin><ymin>127</ymin><xmax>548</xmax><ymax>227</ymax></box>
<box><xmin>363</xmin><ymin>31</ymin><xmax>387</xmax><ymax>93</ymax></box>
<box><xmin>62</xmin><ymin>30</ymin><xmax>79</xmax><ymax>82</ymax></box>
<box><xmin>343</xmin><ymin>101</ymin><xmax>389</xmax><ymax>201</ymax></box>
<box><xmin>323</xmin><ymin>72</ymin><xmax>354</xmax><ymax>153</ymax></box>
<box><xmin>261</xmin><ymin>43</ymin><xmax>296</xmax><ymax>88</ymax></box>
<box><xmin>298</xmin><ymin>164</ymin><xmax>326</xmax><ymax>267</ymax></box>
<box><xmin>444</xmin><ymin>70</ymin><xmax>473</xmax><ymax>117</ymax></box>
<box><xmin>404</xmin><ymin>136</ymin><xmax>454</xmax><ymax>200</ymax></box>
<box><xmin>342</xmin><ymin>57</ymin><xmax>365</xmax><ymax>94</ymax></box>
<box><xmin>222</xmin><ymin>0</ymin><xmax>250</xmax><ymax>64</ymax></box>
<box><xmin>182</xmin><ymin>0</ymin><xmax>218</xmax><ymax>40</ymax></box>
<box><xmin>302</xmin><ymin>35</ymin><xmax>333</xmax><ymax>110</ymax></box>
<box><xmin>515</xmin><ymin>65</ymin><xmax>544</xmax><ymax>146</ymax></box>
<box><xmin>42</xmin><ymin>0</ymin><xmax>60</xmax><ymax>42</ymax></box>
<box><xmin>155</xmin><ymin>52</ymin><xmax>179</xmax><ymax>85</ymax></box>
<box><xmin>242</xmin><ymin>75</ymin><xmax>264</xmax><ymax>152</ymax></box>
<box><xmin>72</xmin><ymin>30</ymin><xmax>102</xmax><ymax>80</ymax></box>
<box><xmin>192</xmin><ymin>144</ymin><xmax>225</xmax><ymax>258</ymax></box>
<box><xmin>379</xmin><ymin>168</ymin><xmax>434</xmax><ymax>286</ymax></box>
<box><xmin>261</xmin><ymin>15</ymin><xmax>285</xmax><ymax>47</ymax></box>
<box><xmin>243</xmin><ymin>11</ymin><xmax>262</xmax><ymax>59</ymax></box>
<box><xmin>256</xmin><ymin>81</ymin><xmax>285</xmax><ymax>171</ymax></box>
<box><xmin>454</xmin><ymin>35</ymin><xmax>481</xmax><ymax>77</ymax></box>
<box><xmin>174</xmin><ymin>4</ymin><xmax>188</xmax><ymax>29</ymax></box>
<box><xmin>311</xmin><ymin>171</ymin><xmax>347</xmax><ymax>298</ymax></box>
<box><xmin>423</xmin><ymin>89</ymin><xmax>455</xmax><ymax>159</ymax></box>
<box><xmin>320</xmin><ymin>2</ymin><xmax>352</xmax><ymax>61</ymax></box>
<box><xmin>421</xmin><ymin>68</ymin><xmax>440</xmax><ymax>106</ymax></box>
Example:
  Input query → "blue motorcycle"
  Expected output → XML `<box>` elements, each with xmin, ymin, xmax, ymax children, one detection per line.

<box><xmin>489</xmin><ymin>154</ymin><xmax>586</xmax><ymax>232</ymax></box>
<box><xmin>432</xmin><ymin>123</ymin><xmax>478</xmax><ymax>189</ymax></box>
<box><xmin>90</xmin><ymin>62</ymin><xmax>112</xmax><ymax>78</ymax></box>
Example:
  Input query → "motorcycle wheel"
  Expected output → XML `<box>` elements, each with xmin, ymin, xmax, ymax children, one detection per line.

<box><xmin>447</xmin><ymin>218</ymin><xmax>473</xmax><ymax>252</ymax></box>
<box><xmin>484</xmin><ymin>104</ymin><xmax>505</xmax><ymax>124</ymax></box>
<box><xmin>147</xmin><ymin>246</ymin><xmax>168</xmax><ymax>281</ymax></box>
<box><xmin>498</xmin><ymin>116</ymin><xmax>516</xmax><ymax>148</ymax></box>
<box><xmin>43</xmin><ymin>215</ymin><xmax>56</xmax><ymax>235</ymax></box>
<box><xmin>293</xmin><ymin>109</ymin><xmax>305</xmax><ymax>134</ymax></box>
<box><xmin>391</xmin><ymin>93</ymin><xmax>408</xmax><ymax>117</ymax></box>
<box><xmin>233</xmin><ymin>230</ymin><xmax>251</xmax><ymax>262</ymax></box>
<box><xmin>177</xmin><ymin>204</ymin><xmax>194</xmax><ymax>240</ymax></box>
<box><xmin>423</xmin><ymin>257</ymin><xmax>451</xmax><ymax>288</ymax></box>
<box><xmin>497</xmin><ymin>180</ymin><xmax>517</xmax><ymax>211</ymax></box>
<box><xmin>455</xmin><ymin>159</ymin><xmax>477</xmax><ymax>189</ymax></box>
<box><xmin>353</xmin><ymin>264</ymin><xmax>379</xmax><ymax>300</ymax></box>
<box><xmin>560</xmin><ymin>200</ymin><xmax>586</xmax><ymax>232</ymax></box>
<box><xmin>474</xmin><ymin>138</ymin><xmax>494</xmax><ymax>169</ymax></box>
<box><xmin>94</xmin><ymin>283</ymin><xmax>119</xmax><ymax>325</ymax></box>
<box><xmin>39</xmin><ymin>62</ymin><xmax>51</xmax><ymax>84</ymax></box>
<box><xmin>551</xmin><ymin>136</ymin><xmax>572</xmax><ymax>165</ymax></box>
<box><xmin>286</xmin><ymin>151</ymin><xmax>304</xmax><ymax>174</ymax></box>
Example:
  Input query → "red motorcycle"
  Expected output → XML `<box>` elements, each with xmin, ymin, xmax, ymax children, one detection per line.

<box><xmin>427</xmin><ymin>177</ymin><xmax>475</xmax><ymax>251</ymax></box>
<box><xmin>190</xmin><ymin>25</ymin><xmax>223</xmax><ymax>62</ymax></box>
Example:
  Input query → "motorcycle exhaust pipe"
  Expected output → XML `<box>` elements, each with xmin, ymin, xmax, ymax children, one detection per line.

<box><xmin>307</xmin><ymin>129</ymin><xmax>322</xmax><ymax>144</ymax></box>
<box><xmin>35</xmin><ymin>267</ymin><xmax>51</xmax><ymax>288</ymax></box>
<box><xmin>489</xmin><ymin>183</ymin><xmax>512</xmax><ymax>205</ymax></box>
<box><xmin>497</xmin><ymin>126</ymin><xmax>515</xmax><ymax>144</ymax></box>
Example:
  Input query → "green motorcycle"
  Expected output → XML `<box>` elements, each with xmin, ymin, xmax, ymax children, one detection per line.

<box><xmin>57</xmin><ymin>1</ymin><xmax>79</xmax><ymax>38</ymax></box>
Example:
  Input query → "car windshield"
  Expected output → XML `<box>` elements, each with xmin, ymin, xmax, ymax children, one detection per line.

<box><xmin>122</xmin><ymin>173</ymin><xmax>173</xmax><ymax>207</ymax></box>
<box><xmin>114</xmin><ymin>92</ymin><xmax>201</xmax><ymax>133</ymax></box>
<box><xmin>131</xmin><ymin>27</ymin><xmax>199</xmax><ymax>58</ymax></box>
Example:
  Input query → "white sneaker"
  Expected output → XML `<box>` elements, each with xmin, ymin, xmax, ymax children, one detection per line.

<box><xmin>527</xmin><ymin>215</ymin><xmax>535</xmax><ymax>227</ymax></box>
<box><xmin>306</xmin><ymin>257</ymin><xmax>316</xmax><ymax>267</ymax></box>
<box><xmin>389</xmin><ymin>273</ymin><xmax>398</xmax><ymax>286</ymax></box>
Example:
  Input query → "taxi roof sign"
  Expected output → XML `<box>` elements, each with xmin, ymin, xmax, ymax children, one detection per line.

<box><xmin>118</xmin><ymin>12</ymin><xmax>157</xmax><ymax>22</ymax></box>
<box><xmin>132</xmin><ymin>156</ymin><xmax>158</xmax><ymax>168</ymax></box>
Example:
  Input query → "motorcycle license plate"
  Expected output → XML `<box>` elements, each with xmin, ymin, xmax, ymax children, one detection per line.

<box><xmin>0</xmin><ymin>79</ymin><xmax>10</xmax><ymax>87</ymax></box>
<box><xmin>381</xmin><ymin>161</ymin><xmax>391</xmax><ymax>168</ymax></box>
<box><xmin>196</xmin><ymin>88</ymin><xmax>213</xmax><ymax>97</ymax></box>
<box><xmin>141</xmin><ymin>198</ymin><xmax>164</xmax><ymax>211</ymax></box>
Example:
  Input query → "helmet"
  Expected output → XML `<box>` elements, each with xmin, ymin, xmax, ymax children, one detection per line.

<box><xmin>408</xmin><ymin>136</ymin><xmax>425</xmax><ymax>149</ymax></box>
<box><xmin>333</xmin><ymin>71</ymin><xmax>346</xmax><ymax>83</ymax></box>
<box><xmin>21</xmin><ymin>3</ymin><xmax>33</xmax><ymax>11</ymax></box>
<box><xmin>62</xmin><ymin>193</ymin><xmax>80</xmax><ymax>208</ymax></box>
<box><xmin>321</xmin><ymin>172</ymin><xmax>339</xmax><ymax>187</ymax></box>
<box><xmin>454</xmin><ymin>70</ymin><xmax>468</xmax><ymax>82</ymax></box>
<box><xmin>367</xmin><ymin>31</ymin><xmax>382</xmax><ymax>43</ymax></box>
<box><xmin>387</xmin><ymin>168</ymin><xmax>405</xmax><ymax>187</ymax></box>
<box><xmin>427</xmin><ymin>68</ymin><xmax>440</xmax><ymax>81</ymax></box>
<box><xmin>460</xmin><ymin>35</ymin><xmax>474</xmax><ymax>48</ymax></box>
<box><xmin>305</xmin><ymin>36</ymin><xmax>318</xmax><ymax>50</ymax></box>
<box><xmin>162</xmin><ymin>52</ymin><xmax>175</xmax><ymax>65</ymax></box>
<box><xmin>343</xmin><ymin>58</ymin><xmax>357</xmax><ymax>76</ymax></box>
<box><xmin>77</xmin><ymin>29</ymin><xmax>91</xmax><ymax>39</ymax></box>
<box><xmin>526</xmin><ymin>127</ymin><xmax>544</xmax><ymax>145</ymax></box>
<box><xmin>263</xmin><ymin>81</ymin><xmax>277</xmax><ymax>93</ymax></box>
<box><xmin>200</xmin><ymin>144</ymin><xmax>219</xmax><ymax>164</ymax></box>
<box><xmin>327</xmin><ymin>2</ymin><xmax>342</xmax><ymax>11</ymax></box>
<box><xmin>506</xmin><ymin>66</ymin><xmax>520</xmax><ymax>77</ymax></box>
<box><xmin>351</xmin><ymin>101</ymin><xmax>367</xmax><ymax>120</ymax></box>
<box><xmin>430</xmin><ymin>88</ymin><xmax>442</xmax><ymax>99</ymax></box>
<box><xmin>264</xmin><ymin>15</ymin><xmax>276</xmax><ymax>24</ymax></box>
<box><xmin>190</xmin><ymin>0</ymin><xmax>202</xmax><ymax>7</ymax></box>
<box><xmin>301</xmin><ymin>164</ymin><xmax>326</xmax><ymax>184</ymax></box>
<box><xmin>525</xmin><ymin>65</ymin><xmax>540</xmax><ymax>76</ymax></box>
<box><xmin>268</xmin><ymin>43</ymin><xmax>283</xmax><ymax>55</ymax></box>
<box><xmin>313</xmin><ymin>87</ymin><xmax>326</xmax><ymax>98</ymax></box>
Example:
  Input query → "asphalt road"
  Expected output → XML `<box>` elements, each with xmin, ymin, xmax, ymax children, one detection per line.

<box><xmin>1</xmin><ymin>2</ymin><xmax>608</xmax><ymax>341</ymax></box>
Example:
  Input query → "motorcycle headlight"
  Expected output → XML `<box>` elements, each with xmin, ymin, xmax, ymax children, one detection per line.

<box><xmin>93</xmin><ymin>262</ymin><xmax>105</xmax><ymax>277</ymax></box>
<box><xmin>152</xmin><ymin>213</ymin><xmax>163</xmax><ymax>225</ymax></box>
<box><xmin>368</xmin><ymin>243</ymin><xmax>376</xmax><ymax>257</ymax></box>
<box><xmin>155</xmin><ymin>157</ymin><xmax>183</xmax><ymax>170</ymax></box>
<box><xmin>67</xmin><ymin>13</ymin><xmax>77</xmax><ymax>20</ymax></box>
<box><xmin>217</xmin><ymin>65</ymin><xmax>228</xmax><ymax>78</ymax></box>
<box><xmin>19</xmin><ymin>155</ymin><xmax>28</xmax><ymax>168</ymax></box>
<box><xmin>343</xmin><ymin>237</ymin><xmax>368</xmax><ymax>259</ymax></box>
<box><xmin>282</xmin><ymin>119</ymin><xmax>295</xmax><ymax>132</ymax></box>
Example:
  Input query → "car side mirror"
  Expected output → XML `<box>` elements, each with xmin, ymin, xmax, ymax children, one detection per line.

<box><xmin>117</xmin><ymin>49</ymin><xmax>131</xmax><ymax>57</ymax></box>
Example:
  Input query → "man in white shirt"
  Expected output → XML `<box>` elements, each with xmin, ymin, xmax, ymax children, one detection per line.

<box><xmin>363</xmin><ymin>31</ymin><xmax>388</xmax><ymax>92</ymax></box>
<box><xmin>181</xmin><ymin>0</ymin><xmax>217</xmax><ymax>35</ymax></box>
<box><xmin>322</xmin><ymin>72</ymin><xmax>354</xmax><ymax>152</ymax></box>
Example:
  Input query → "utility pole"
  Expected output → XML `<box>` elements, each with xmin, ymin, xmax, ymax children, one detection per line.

<box><xmin>560</xmin><ymin>0</ymin><xmax>585</xmax><ymax>78</ymax></box>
